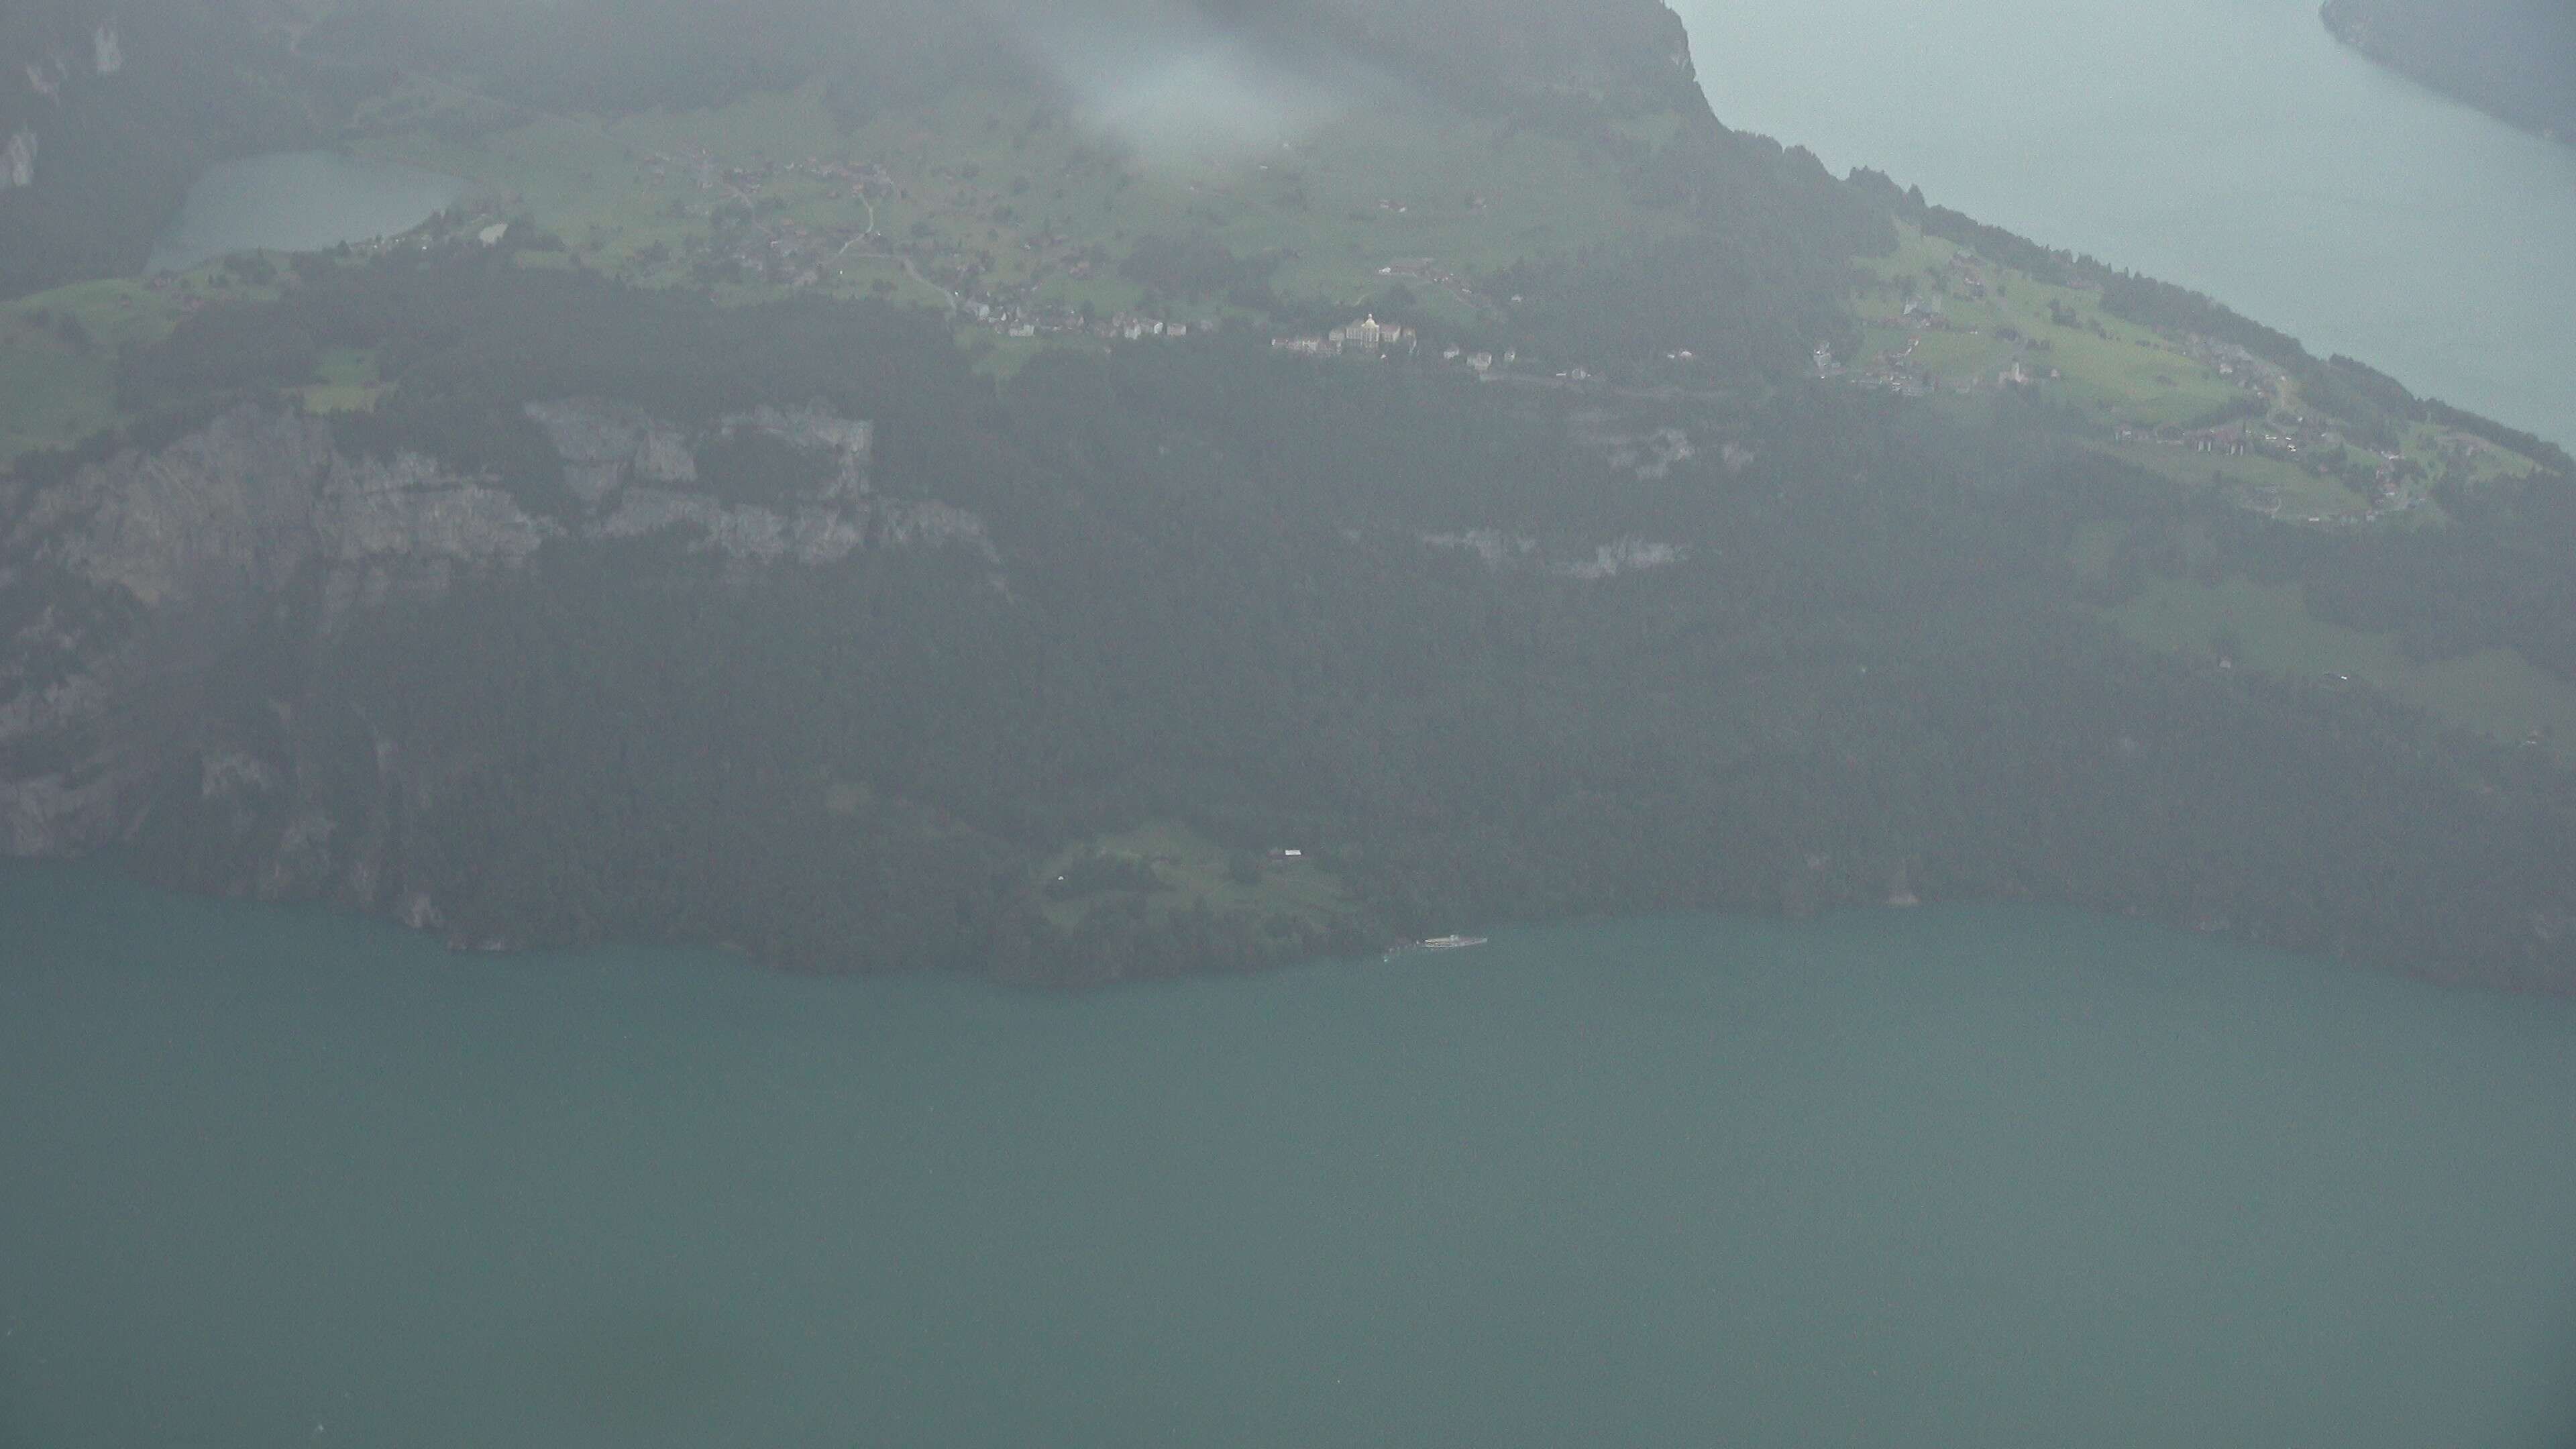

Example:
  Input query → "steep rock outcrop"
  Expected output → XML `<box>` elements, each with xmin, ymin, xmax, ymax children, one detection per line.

<box><xmin>0</xmin><ymin>399</ymin><xmax>994</xmax><ymax>930</ymax></box>
<box><xmin>0</xmin><ymin>129</ymin><xmax>31</xmax><ymax>191</ymax></box>
<box><xmin>0</xmin><ymin>407</ymin><xmax>549</xmax><ymax>863</ymax></box>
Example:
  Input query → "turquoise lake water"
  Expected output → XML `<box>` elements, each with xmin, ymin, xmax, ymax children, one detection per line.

<box><xmin>4</xmin><ymin>865</ymin><xmax>2573</xmax><ymax>1447</ymax></box>
<box><xmin>145</xmin><ymin>151</ymin><xmax>466</xmax><ymax>276</ymax></box>
<box><xmin>1675</xmin><ymin>0</ymin><xmax>2576</xmax><ymax>449</ymax></box>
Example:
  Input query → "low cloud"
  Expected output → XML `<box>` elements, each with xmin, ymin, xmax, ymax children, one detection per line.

<box><xmin>990</xmin><ymin>3</ymin><xmax>1360</xmax><ymax>165</ymax></box>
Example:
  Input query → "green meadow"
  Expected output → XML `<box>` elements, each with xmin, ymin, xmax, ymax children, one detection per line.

<box><xmin>1853</xmin><ymin>225</ymin><xmax>2247</xmax><ymax>430</ymax></box>
<box><xmin>0</xmin><ymin>273</ymin><xmax>279</xmax><ymax>468</ymax></box>
<box><xmin>1037</xmin><ymin>820</ymin><xmax>1356</xmax><ymax>936</ymax></box>
<box><xmin>2104</xmin><ymin>443</ymin><xmax>2381</xmax><ymax>524</ymax></box>
<box><xmin>1851</xmin><ymin>223</ymin><xmax>2549</xmax><ymax>527</ymax></box>
<box><xmin>2112</xmin><ymin>575</ymin><xmax>2576</xmax><ymax>761</ymax></box>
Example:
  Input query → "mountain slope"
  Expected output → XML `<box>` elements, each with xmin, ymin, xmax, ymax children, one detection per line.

<box><xmin>2322</xmin><ymin>0</ymin><xmax>2576</xmax><ymax>142</ymax></box>
<box><xmin>7</xmin><ymin>256</ymin><xmax>2575</xmax><ymax>989</ymax></box>
<box><xmin>3</xmin><ymin>0</ymin><xmax>2575</xmax><ymax>989</ymax></box>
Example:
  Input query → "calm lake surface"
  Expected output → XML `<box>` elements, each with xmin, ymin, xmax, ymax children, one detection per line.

<box><xmin>1675</xmin><ymin>0</ymin><xmax>2576</xmax><ymax>449</ymax></box>
<box><xmin>5</xmin><ymin>865</ymin><xmax>2573</xmax><ymax>1447</ymax></box>
<box><xmin>145</xmin><ymin>151</ymin><xmax>467</xmax><ymax>276</ymax></box>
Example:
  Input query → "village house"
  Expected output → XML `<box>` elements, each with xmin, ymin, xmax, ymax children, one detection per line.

<box><xmin>1279</xmin><ymin>314</ymin><xmax>1419</xmax><ymax>359</ymax></box>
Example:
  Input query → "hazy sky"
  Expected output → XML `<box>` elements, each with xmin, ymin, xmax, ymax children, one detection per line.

<box><xmin>1009</xmin><ymin>10</ymin><xmax>1360</xmax><ymax>165</ymax></box>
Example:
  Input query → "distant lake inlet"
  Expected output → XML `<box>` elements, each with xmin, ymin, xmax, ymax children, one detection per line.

<box><xmin>146</xmin><ymin>150</ymin><xmax>468</xmax><ymax>276</ymax></box>
<box><xmin>1674</xmin><ymin>0</ymin><xmax>2576</xmax><ymax>450</ymax></box>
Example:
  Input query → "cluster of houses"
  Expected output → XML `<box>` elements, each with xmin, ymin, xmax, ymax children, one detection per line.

<box><xmin>1835</xmin><ymin>341</ymin><xmax>2057</xmax><ymax>398</ymax></box>
<box><xmin>1836</xmin><ymin>254</ymin><xmax>2465</xmax><ymax>527</ymax></box>
<box><xmin>638</xmin><ymin>146</ymin><xmax>1102</xmax><ymax>310</ymax></box>
<box><xmin>1835</xmin><ymin>299</ymin><xmax>2021</xmax><ymax>396</ymax></box>
<box><xmin>1270</xmin><ymin>317</ymin><xmax>1527</xmax><ymax>380</ymax></box>
<box><xmin>608</xmin><ymin>145</ymin><xmax>1587</xmax><ymax>389</ymax></box>
<box><xmin>625</xmin><ymin>146</ymin><xmax>1284</xmax><ymax>352</ymax></box>
<box><xmin>2117</xmin><ymin>417</ymin><xmax>2440</xmax><ymax>522</ymax></box>
<box><xmin>2176</xmin><ymin>337</ymin><xmax>2292</xmax><ymax>407</ymax></box>
<box><xmin>973</xmin><ymin>305</ymin><xmax>1213</xmax><ymax>343</ymax></box>
<box><xmin>2113</xmin><ymin>417</ymin><xmax>2395</xmax><ymax>476</ymax></box>
<box><xmin>1273</xmin><ymin>313</ymin><xmax>1421</xmax><ymax>358</ymax></box>
<box><xmin>649</xmin><ymin>146</ymin><xmax>898</xmax><ymax>205</ymax></box>
<box><xmin>2116</xmin><ymin>421</ymin><xmax>2259</xmax><ymax>455</ymax></box>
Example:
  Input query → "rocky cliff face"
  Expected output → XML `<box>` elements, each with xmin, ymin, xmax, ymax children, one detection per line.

<box><xmin>525</xmin><ymin>398</ymin><xmax>992</xmax><ymax>567</ymax></box>
<box><xmin>0</xmin><ymin>399</ymin><xmax>992</xmax><ymax>929</ymax></box>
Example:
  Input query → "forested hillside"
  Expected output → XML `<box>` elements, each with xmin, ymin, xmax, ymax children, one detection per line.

<box><xmin>2322</xmin><ymin>0</ymin><xmax>2576</xmax><ymax>141</ymax></box>
<box><xmin>5</xmin><ymin>0</ymin><xmax>2576</xmax><ymax>989</ymax></box>
<box><xmin>7</xmin><ymin>252</ymin><xmax>2576</xmax><ymax>989</ymax></box>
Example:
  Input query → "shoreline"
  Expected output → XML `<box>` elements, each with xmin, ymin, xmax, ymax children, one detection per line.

<box><xmin>2318</xmin><ymin>0</ymin><xmax>2573</xmax><ymax>149</ymax></box>
<box><xmin>3</xmin><ymin>853</ymin><xmax>2569</xmax><ymax>1000</ymax></box>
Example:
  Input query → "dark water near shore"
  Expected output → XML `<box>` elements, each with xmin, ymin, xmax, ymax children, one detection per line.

<box><xmin>146</xmin><ymin>151</ymin><xmax>466</xmax><ymax>276</ymax></box>
<box><xmin>1676</xmin><ymin>0</ymin><xmax>2576</xmax><ymax>451</ymax></box>
<box><xmin>5</xmin><ymin>865</ymin><xmax>2573</xmax><ymax>1447</ymax></box>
